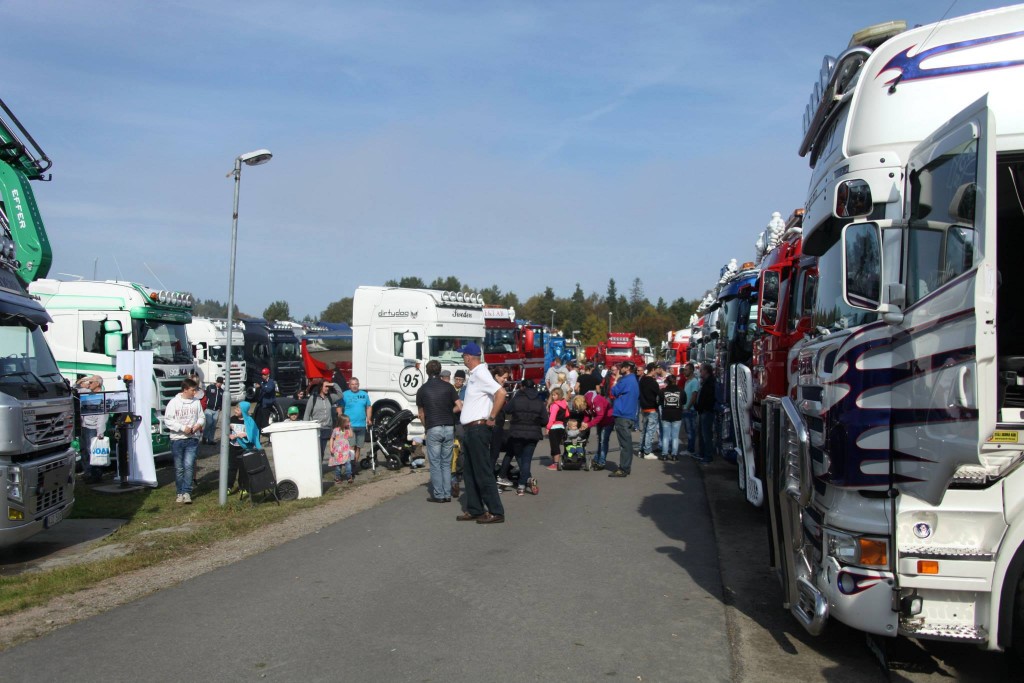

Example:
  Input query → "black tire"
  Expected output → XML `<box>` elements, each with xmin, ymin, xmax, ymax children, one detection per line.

<box><xmin>372</xmin><ymin>403</ymin><xmax>407</xmax><ymax>442</ymax></box>
<box><xmin>1012</xmin><ymin>574</ymin><xmax>1024</xmax><ymax>661</ymax></box>
<box><xmin>276</xmin><ymin>480</ymin><xmax>299</xmax><ymax>501</ymax></box>
<box><xmin>266</xmin><ymin>404</ymin><xmax>284</xmax><ymax>426</ymax></box>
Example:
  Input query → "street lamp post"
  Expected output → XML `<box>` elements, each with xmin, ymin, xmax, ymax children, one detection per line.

<box><xmin>219</xmin><ymin>149</ymin><xmax>273</xmax><ymax>506</ymax></box>
<box><xmin>608</xmin><ymin>311</ymin><xmax>613</xmax><ymax>333</ymax></box>
<box><xmin>550</xmin><ymin>308</ymin><xmax>556</xmax><ymax>330</ymax></box>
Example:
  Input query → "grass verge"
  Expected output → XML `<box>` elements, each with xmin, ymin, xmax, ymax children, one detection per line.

<box><xmin>0</xmin><ymin>474</ymin><xmax>339</xmax><ymax>617</ymax></box>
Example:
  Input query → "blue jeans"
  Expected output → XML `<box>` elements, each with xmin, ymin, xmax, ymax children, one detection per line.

<box><xmin>426</xmin><ymin>425</ymin><xmax>454</xmax><ymax>499</ymax></box>
<box><xmin>594</xmin><ymin>424</ymin><xmax>613</xmax><ymax>465</ymax></box>
<box><xmin>507</xmin><ymin>437</ymin><xmax>537</xmax><ymax>486</ymax></box>
<box><xmin>171</xmin><ymin>437</ymin><xmax>200</xmax><ymax>494</ymax></box>
<box><xmin>614</xmin><ymin>417</ymin><xmax>635</xmax><ymax>473</ymax></box>
<box><xmin>661</xmin><ymin>420</ymin><xmax>681</xmax><ymax>456</ymax></box>
<box><xmin>203</xmin><ymin>409</ymin><xmax>219</xmax><ymax>442</ymax></box>
<box><xmin>334</xmin><ymin>460</ymin><xmax>352</xmax><ymax>480</ymax></box>
<box><xmin>682</xmin><ymin>410</ymin><xmax>697</xmax><ymax>453</ymax></box>
<box><xmin>699</xmin><ymin>412</ymin><xmax>715</xmax><ymax>463</ymax></box>
<box><xmin>640</xmin><ymin>411</ymin><xmax>660</xmax><ymax>453</ymax></box>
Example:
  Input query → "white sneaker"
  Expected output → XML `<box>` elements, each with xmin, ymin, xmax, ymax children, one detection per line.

<box><xmin>175</xmin><ymin>494</ymin><xmax>184</xmax><ymax>503</ymax></box>
<box><xmin>496</xmin><ymin>476</ymin><xmax>513</xmax><ymax>487</ymax></box>
<box><xmin>643</xmin><ymin>453</ymin><xmax>659</xmax><ymax>460</ymax></box>
<box><xmin>182</xmin><ymin>493</ymin><xmax>193</xmax><ymax>504</ymax></box>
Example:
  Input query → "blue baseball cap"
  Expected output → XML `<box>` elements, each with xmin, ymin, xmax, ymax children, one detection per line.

<box><xmin>456</xmin><ymin>342</ymin><xmax>482</xmax><ymax>356</ymax></box>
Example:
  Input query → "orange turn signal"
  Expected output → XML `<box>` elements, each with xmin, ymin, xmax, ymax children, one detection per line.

<box><xmin>123</xmin><ymin>374</ymin><xmax>133</xmax><ymax>381</ymax></box>
<box><xmin>858</xmin><ymin>538</ymin><xmax>888</xmax><ymax>566</ymax></box>
<box><xmin>918</xmin><ymin>560</ymin><xmax>939</xmax><ymax>575</ymax></box>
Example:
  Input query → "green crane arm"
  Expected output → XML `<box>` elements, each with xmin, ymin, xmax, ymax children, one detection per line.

<box><xmin>0</xmin><ymin>96</ymin><xmax>53</xmax><ymax>285</ymax></box>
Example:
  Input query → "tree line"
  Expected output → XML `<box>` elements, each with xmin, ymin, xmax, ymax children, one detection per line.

<box><xmin>191</xmin><ymin>277</ymin><xmax>701</xmax><ymax>347</ymax></box>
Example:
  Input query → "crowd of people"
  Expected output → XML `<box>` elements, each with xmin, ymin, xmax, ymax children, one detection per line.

<box><xmin>414</xmin><ymin>344</ymin><xmax>723</xmax><ymax>525</ymax></box>
<box><xmin>75</xmin><ymin>347</ymin><xmax>720</xmax><ymax>514</ymax></box>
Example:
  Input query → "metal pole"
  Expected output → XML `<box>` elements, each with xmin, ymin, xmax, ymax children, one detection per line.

<box><xmin>608</xmin><ymin>312</ymin><xmax>612</xmax><ymax>333</ymax></box>
<box><xmin>219</xmin><ymin>158</ymin><xmax>242</xmax><ymax>506</ymax></box>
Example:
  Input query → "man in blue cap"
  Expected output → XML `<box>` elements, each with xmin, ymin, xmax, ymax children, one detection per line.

<box><xmin>454</xmin><ymin>341</ymin><xmax>507</xmax><ymax>524</ymax></box>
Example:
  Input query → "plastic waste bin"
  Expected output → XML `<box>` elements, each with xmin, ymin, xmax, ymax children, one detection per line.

<box><xmin>262</xmin><ymin>420</ymin><xmax>323</xmax><ymax>499</ymax></box>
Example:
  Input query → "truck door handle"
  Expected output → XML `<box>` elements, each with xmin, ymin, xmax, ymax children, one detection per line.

<box><xmin>957</xmin><ymin>366</ymin><xmax>970</xmax><ymax>408</ymax></box>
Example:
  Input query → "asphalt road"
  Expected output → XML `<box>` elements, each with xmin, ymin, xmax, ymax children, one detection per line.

<box><xmin>2</xmin><ymin>437</ymin><xmax>1020</xmax><ymax>682</ymax></box>
<box><xmin>0</xmin><ymin>449</ymin><xmax>730</xmax><ymax>682</ymax></box>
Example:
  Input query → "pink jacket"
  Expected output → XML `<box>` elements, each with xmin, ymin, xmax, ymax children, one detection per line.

<box><xmin>547</xmin><ymin>399</ymin><xmax>568</xmax><ymax>430</ymax></box>
<box><xmin>583</xmin><ymin>390</ymin><xmax>614</xmax><ymax>429</ymax></box>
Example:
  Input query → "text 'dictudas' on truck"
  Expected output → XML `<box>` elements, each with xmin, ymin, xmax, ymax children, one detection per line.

<box><xmin>187</xmin><ymin>317</ymin><xmax>246</xmax><ymax>401</ymax></box>
<box><xmin>0</xmin><ymin>96</ymin><xmax>76</xmax><ymax>545</ymax></box>
<box><xmin>352</xmin><ymin>286</ymin><xmax>484</xmax><ymax>440</ymax></box>
<box><xmin>27</xmin><ymin>280</ymin><xmax>197</xmax><ymax>456</ymax></box>
<box><xmin>763</xmin><ymin>6</ymin><xmax>1024</xmax><ymax>654</ymax></box>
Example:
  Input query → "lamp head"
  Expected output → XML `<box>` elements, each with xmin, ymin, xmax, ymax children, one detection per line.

<box><xmin>238</xmin><ymin>149</ymin><xmax>273</xmax><ymax>166</ymax></box>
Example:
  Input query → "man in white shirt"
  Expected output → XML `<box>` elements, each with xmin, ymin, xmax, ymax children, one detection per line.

<box><xmin>164</xmin><ymin>377</ymin><xmax>205</xmax><ymax>504</ymax></box>
<box><xmin>545</xmin><ymin>357</ymin><xmax>564</xmax><ymax>392</ymax></box>
<box><xmin>455</xmin><ymin>342</ymin><xmax>507</xmax><ymax>524</ymax></box>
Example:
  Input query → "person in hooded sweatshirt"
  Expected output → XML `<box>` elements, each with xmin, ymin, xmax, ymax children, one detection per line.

<box><xmin>502</xmin><ymin>379</ymin><xmax>546</xmax><ymax>496</ymax></box>
<box><xmin>164</xmin><ymin>377</ymin><xmax>205</xmax><ymax>504</ymax></box>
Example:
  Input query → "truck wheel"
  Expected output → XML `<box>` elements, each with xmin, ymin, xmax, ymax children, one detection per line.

<box><xmin>1013</xmin><ymin>574</ymin><xmax>1024</xmax><ymax>660</ymax></box>
<box><xmin>372</xmin><ymin>404</ymin><xmax>407</xmax><ymax>441</ymax></box>
<box><xmin>267</xmin><ymin>405</ymin><xmax>283</xmax><ymax>426</ymax></box>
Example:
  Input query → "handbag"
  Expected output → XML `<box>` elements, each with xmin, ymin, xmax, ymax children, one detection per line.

<box><xmin>89</xmin><ymin>436</ymin><xmax>111</xmax><ymax>467</ymax></box>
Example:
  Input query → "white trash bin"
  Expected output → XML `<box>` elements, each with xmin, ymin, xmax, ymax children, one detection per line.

<box><xmin>262</xmin><ymin>420</ymin><xmax>323</xmax><ymax>499</ymax></box>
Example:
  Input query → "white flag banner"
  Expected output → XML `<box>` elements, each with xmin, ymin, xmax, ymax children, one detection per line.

<box><xmin>115</xmin><ymin>350</ymin><xmax>158</xmax><ymax>487</ymax></box>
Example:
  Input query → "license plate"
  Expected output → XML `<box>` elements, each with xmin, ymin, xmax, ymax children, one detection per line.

<box><xmin>44</xmin><ymin>507</ymin><xmax>65</xmax><ymax>529</ymax></box>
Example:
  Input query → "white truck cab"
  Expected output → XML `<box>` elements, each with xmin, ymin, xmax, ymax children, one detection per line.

<box><xmin>352</xmin><ymin>286</ymin><xmax>485</xmax><ymax>439</ymax></box>
<box><xmin>187</xmin><ymin>317</ymin><xmax>246</xmax><ymax>401</ymax></box>
<box><xmin>28</xmin><ymin>279</ymin><xmax>196</xmax><ymax>455</ymax></box>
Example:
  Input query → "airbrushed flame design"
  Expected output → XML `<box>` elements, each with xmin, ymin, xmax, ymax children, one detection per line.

<box><xmin>877</xmin><ymin>30</ymin><xmax>1024</xmax><ymax>85</ymax></box>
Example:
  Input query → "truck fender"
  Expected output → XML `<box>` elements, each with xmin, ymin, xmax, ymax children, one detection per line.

<box><xmin>996</xmin><ymin>527</ymin><xmax>1024</xmax><ymax>651</ymax></box>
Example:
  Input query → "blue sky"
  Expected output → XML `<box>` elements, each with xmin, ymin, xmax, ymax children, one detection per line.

<box><xmin>2</xmin><ymin>0</ymin><xmax>1012</xmax><ymax>318</ymax></box>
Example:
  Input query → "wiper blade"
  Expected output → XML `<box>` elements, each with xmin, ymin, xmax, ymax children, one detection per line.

<box><xmin>3</xmin><ymin>369</ymin><xmax>47</xmax><ymax>390</ymax></box>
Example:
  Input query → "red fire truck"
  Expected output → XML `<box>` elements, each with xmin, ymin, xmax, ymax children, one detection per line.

<box><xmin>664</xmin><ymin>329</ymin><xmax>691</xmax><ymax>376</ymax></box>
<box><xmin>483</xmin><ymin>307</ymin><xmax>546</xmax><ymax>384</ymax></box>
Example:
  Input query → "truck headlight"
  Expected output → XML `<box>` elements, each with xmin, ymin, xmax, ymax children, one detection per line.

<box><xmin>827</xmin><ymin>530</ymin><xmax>888</xmax><ymax>568</ymax></box>
<box><xmin>6</xmin><ymin>465</ymin><xmax>23</xmax><ymax>502</ymax></box>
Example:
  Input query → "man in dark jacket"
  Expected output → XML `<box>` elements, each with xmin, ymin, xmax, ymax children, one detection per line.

<box><xmin>695</xmin><ymin>363</ymin><xmax>716</xmax><ymax>464</ymax></box>
<box><xmin>638</xmin><ymin>363</ymin><xmax>662</xmax><ymax>459</ymax></box>
<box><xmin>255</xmin><ymin>368</ymin><xmax>277</xmax><ymax>435</ymax></box>
<box><xmin>202</xmin><ymin>377</ymin><xmax>225</xmax><ymax>444</ymax></box>
<box><xmin>501</xmin><ymin>379</ymin><xmax>546</xmax><ymax>496</ymax></box>
<box><xmin>416</xmin><ymin>360</ymin><xmax>461</xmax><ymax>502</ymax></box>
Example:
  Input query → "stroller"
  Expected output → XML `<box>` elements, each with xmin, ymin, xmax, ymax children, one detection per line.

<box><xmin>361</xmin><ymin>409</ymin><xmax>415</xmax><ymax>471</ymax></box>
<box><xmin>561</xmin><ymin>428</ymin><xmax>589</xmax><ymax>471</ymax></box>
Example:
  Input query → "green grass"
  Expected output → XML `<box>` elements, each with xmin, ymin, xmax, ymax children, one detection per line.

<box><xmin>1</xmin><ymin>475</ymin><xmax>356</xmax><ymax>617</ymax></box>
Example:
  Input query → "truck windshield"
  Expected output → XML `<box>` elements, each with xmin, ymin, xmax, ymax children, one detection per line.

<box><xmin>484</xmin><ymin>328</ymin><xmax>516</xmax><ymax>354</ymax></box>
<box><xmin>606</xmin><ymin>348</ymin><xmax>632</xmax><ymax>357</ymax></box>
<box><xmin>209</xmin><ymin>345</ymin><xmax>245</xmax><ymax>362</ymax></box>
<box><xmin>133</xmin><ymin>319</ymin><xmax>193</xmax><ymax>365</ymax></box>
<box><xmin>430</xmin><ymin>336</ymin><xmax>482</xmax><ymax>363</ymax></box>
<box><xmin>273</xmin><ymin>341</ymin><xmax>299</xmax><ymax>360</ymax></box>
<box><xmin>0</xmin><ymin>322</ymin><xmax>62</xmax><ymax>385</ymax></box>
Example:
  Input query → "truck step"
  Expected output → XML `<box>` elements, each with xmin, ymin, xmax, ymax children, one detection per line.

<box><xmin>899</xmin><ymin>619</ymin><xmax>987</xmax><ymax>643</ymax></box>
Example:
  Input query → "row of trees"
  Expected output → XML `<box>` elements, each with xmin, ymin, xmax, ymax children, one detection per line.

<box><xmin>191</xmin><ymin>277</ymin><xmax>702</xmax><ymax>347</ymax></box>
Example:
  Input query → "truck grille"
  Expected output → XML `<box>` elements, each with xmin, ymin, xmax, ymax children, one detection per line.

<box><xmin>229</xmin><ymin>366</ymin><xmax>246</xmax><ymax>398</ymax></box>
<box><xmin>23</xmin><ymin>407</ymin><xmax>74</xmax><ymax>447</ymax></box>
<box><xmin>35</xmin><ymin>457</ymin><xmax>71</xmax><ymax>514</ymax></box>
<box><xmin>155</xmin><ymin>377</ymin><xmax>182</xmax><ymax>411</ymax></box>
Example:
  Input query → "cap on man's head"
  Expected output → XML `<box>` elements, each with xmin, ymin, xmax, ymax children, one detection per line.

<box><xmin>287</xmin><ymin>406</ymin><xmax>300</xmax><ymax>416</ymax></box>
<box><xmin>261</xmin><ymin>368</ymin><xmax>270</xmax><ymax>375</ymax></box>
<box><xmin>454</xmin><ymin>369</ymin><xmax>466</xmax><ymax>379</ymax></box>
<box><xmin>456</xmin><ymin>342</ymin><xmax>482</xmax><ymax>357</ymax></box>
<box><xmin>440</xmin><ymin>369</ymin><xmax>451</xmax><ymax>378</ymax></box>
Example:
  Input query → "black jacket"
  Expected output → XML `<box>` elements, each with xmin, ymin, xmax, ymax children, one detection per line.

<box><xmin>696</xmin><ymin>376</ymin><xmax>716</xmax><ymax>414</ymax></box>
<box><xmin>505</xmin><ymin>387</ymin><xmax>546</xmax><ymax>441</ymax></box>
<box><xmin>639</xmin><ymin>375</ymin><xmax>661</xmax><ymax>410</ymax></box>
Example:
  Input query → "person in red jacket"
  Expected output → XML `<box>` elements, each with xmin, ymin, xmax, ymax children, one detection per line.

<box><xmin>583</xmin><ymin>389</ymin><xmax>614</xmax><ymax>470</ymax></box>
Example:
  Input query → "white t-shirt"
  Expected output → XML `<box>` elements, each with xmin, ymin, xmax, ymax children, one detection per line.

<box><xmin>460</xmin><ymin>362</ymin><xmax>502</xmax><ymax>424</ymax></box>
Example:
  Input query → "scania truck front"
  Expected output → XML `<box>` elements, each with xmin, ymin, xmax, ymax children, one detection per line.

<box><xmin>0</xmin><ymin>96</ymin><xmax>76</xmax><ymax>545</ymax></box>
<box><xmin>764</xmin><ymin>6</ymin><xmax>1024</xmax><ymax>654</ymax></box>
<box><xmin>28</xmin><ymin>280</ymin><xmax>196</xmax><ymax>456</ymax></box>
<box><xmin>187</xmin><ymin>317</ymin><xmax>246</xmax><ymax>401</ymax></box>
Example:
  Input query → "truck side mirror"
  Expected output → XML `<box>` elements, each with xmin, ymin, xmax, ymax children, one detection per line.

<box><xmin>758</xmin><ymin>271</ymin><xmax>781</xmax><ymax>334</ymax></box>
<box><xmin>524</xmin><ymin>328</ymin><xmax>535</xmax><ymax>353</ymax></box>
<box><xmin>102</xmin><ymin>320</ymin><xmax>125</xmax><ymax>357</ymax></box>
<box><xmin>842</xmin><ymin>222</ymin><xmax>883</xmax><ymax>311</ymax></box>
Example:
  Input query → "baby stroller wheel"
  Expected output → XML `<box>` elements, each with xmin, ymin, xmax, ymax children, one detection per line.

<box><xmin>276</xmin><ymin>480</ymin><xmax>299</xmax><ymax>501</ymax></box>
<box><xmin>360</xmin><ymin>456</ymin><xmax>373</xmax><ymax>470</ymax></box>
<box><xmin>385</xmin><ymin>456</ymin><xmax>402</xmax><ymax>470</ymax></box>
